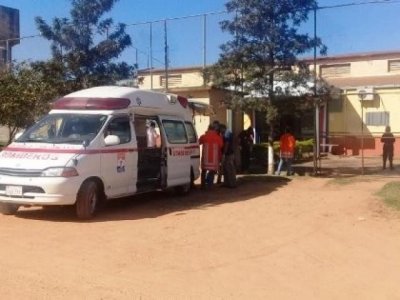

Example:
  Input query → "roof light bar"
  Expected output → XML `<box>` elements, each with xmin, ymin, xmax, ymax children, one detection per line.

<box><xmin>53</xmin><ymin>97</ymin><xmax>131</xmax><ymax>110</ymax></box>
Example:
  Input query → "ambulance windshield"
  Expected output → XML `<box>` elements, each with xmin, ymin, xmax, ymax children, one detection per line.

<box><xmin>17</xmin><ymin>114</ymin><xmax>108</xmax><ymax>144</ymax></box>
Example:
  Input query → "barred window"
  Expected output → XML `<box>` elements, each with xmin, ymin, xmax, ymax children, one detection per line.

<box><xmin>160</xmin><ymin>74</ymin><xmax>182</xmax><ymax>87</ymax></box>
<box><xmin>388</xmin><ymin>60</ymin><xmax>400</xmax><ymax>72</ymax></box>
<box><xmin>365</xmin><ymin>111</ymin><xmax>390</xmax><ymax>126</ymax></box>
<box><xmin>320</xmin><ymin>64</ymin><xmax>351</xmax><ymax>78</ymax></box>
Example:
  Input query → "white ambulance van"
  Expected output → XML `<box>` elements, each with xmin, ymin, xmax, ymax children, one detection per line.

<box><xmin>0</xmin><ymin>86</ymin><xmax>200</xmax><ymax>219</ymax></box>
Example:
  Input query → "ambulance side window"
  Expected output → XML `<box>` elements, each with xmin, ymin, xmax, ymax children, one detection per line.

<box><xmin>105</xmin><ymin>116</ymin><xmax>131</xmax><ymax>144</ymax></box>
<box><xmin>162</xmin><ymin>120</ymin><xmax>188</xmax><ymax>144</ymax></box>
<box><xmin>184</xmin><ymin>122</ymin><xmax>197</xmax><ymax>143</ymax></box>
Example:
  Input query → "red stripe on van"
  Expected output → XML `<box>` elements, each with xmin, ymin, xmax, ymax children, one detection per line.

<box><xmin>2</xmin><ymin>145</ymin><xmax>198</xmax><ymax>155</ymax></box>
<box><xmin>183</xmin><ymin>145</ymin><xmax>200</xmax><ymax>150</ymax></box>
<box><xmin>3</xmin><ymin>146</ymin><xmax>137</xmax><ymax>155</ymax></box>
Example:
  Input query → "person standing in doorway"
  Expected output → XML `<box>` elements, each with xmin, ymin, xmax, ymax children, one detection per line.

<box><xmin>381</xmin><ymin>125</ymin><xmax>395</xmax><ymax>170</ymax></box>
<box><xmin>146</xmin><ymin>121</ymin><xmax>159</xmax><ymax>148</ymax></box>
<box><xmin>276</xmin><ymin>127</ymin><xmax>296</xmax><ymax>176</ymax></box>
<box><xmin>238</xmin><ymin>126</ymin><xmax>254</xmax><ymax>173</ymax></box>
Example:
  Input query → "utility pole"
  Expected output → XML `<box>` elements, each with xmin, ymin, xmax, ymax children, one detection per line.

<box><xmin>164</xmin><ymin>20</ymin><xmax>169</xmax><ymax>92</ymax></box>
<box><xmin>149</xmin><ymin>22</ymin><xmax>153</xmax><ymax>90</ymax></box>
<box><xmin>5</xmin><ymin>39</ymin><xmax>11</xmax><ymax>71</ymax></box>
<box><xmin>203</xmin><ymin>14</ymin><xmax>207</xmax><ymax>86</ymax></box>
<box><xmin>358</xmin><ymin>90</ymin><xmax>366</xmax><ymax>175</ymax></box>
<box><xmin>313</xmin><ymin>6</ymin><xmax>320</xmax><ymax>176</ymax></box>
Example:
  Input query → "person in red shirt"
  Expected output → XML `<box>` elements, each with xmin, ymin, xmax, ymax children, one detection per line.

<box><xmin>276</xmin><ymin>127</ymin><xmax>296</xmax><ymax>176</ymax></box>
<box><xmin>199</xmin><ymin>123</ymin><xmax>223</xmax><ymax>189</ymax></box>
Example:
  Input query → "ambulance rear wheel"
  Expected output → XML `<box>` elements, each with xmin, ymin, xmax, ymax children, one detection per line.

<box><xmin>76</xmin><ymin>180</ymin><xmax>99</xmax><ymax>219</ymax></box>
<box><xmin>174</xmin><ymin>182</ymin><xmax>191</xmax><ymax>195</ymax></box>
<box><xmin>0</xmin><ymin>203</ymin><xmax>20</xmax><ymax>215</ymax></box>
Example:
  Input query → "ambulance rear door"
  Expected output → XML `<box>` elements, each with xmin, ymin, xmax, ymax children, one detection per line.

<box><xmin>159</xmin><ymin>116</ymin><xmax>191</xmax><ymax>188</ymax></box>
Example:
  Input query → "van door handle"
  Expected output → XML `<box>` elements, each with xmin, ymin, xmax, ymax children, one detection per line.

<box><xmin>168</xmin><ymin>147</ymin><xmax>172</xmax><ymax>155</ymax></box>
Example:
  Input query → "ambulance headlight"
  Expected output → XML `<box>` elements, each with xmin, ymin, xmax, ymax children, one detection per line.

<box><xmin>41</xmin><ymin>167</ymin><xmax>79</xmax><ymax>177</ymax></box>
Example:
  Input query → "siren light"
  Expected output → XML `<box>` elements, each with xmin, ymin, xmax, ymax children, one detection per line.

<box><xmin>53</xmin><ymin>97</ymin><xmax>131</xmax><ymax>110</ymax></box>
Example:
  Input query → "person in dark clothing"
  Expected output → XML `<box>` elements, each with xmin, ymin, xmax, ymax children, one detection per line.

<box><xmin>381</xmin><ymin>125</ymin><xmax>395</xmax><ymax>170</ymax></box>
<box><xmin>238</xmin><ymin>126</ymin><xmax>254</xmax><ymax>173</ymax></box>
<box><xmin>219</xmin><ymin>124</ymin><xmax>236</xmax><ymax>188</ymax></box>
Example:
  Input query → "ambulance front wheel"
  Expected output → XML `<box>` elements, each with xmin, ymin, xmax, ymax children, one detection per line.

<box><xmin>0</xmin><ymin>203</ymin><xmax>20</xmax><ymax>215</ymax></box>
<box><xmin>76</xmin><ymin>180</ymin><xmax>99</xmax><ymax>219</ymax></box>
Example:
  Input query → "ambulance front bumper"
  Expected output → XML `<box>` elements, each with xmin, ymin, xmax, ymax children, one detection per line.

<box><xmin>0</xmin><ymin>175</ymin><xmax>82</xmax><ymax>206</ymax></box>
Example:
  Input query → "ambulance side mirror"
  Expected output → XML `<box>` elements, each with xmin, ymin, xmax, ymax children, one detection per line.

<box><xmin>104</xmin><ymin>135</ymin><xmax>120</xmax><ymax>146</ymax></box>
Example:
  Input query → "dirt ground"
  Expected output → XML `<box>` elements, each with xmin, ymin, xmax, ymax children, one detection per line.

<box><xmin>1</xmin><ymin>171</ymin><xmax>400</xmax><ymax>299</ymax></box>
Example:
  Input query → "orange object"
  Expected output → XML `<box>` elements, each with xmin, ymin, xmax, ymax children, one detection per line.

<box><xmin>280</xmin><ymin>133</ymin><xmax>296</xmax><ymax>158</ymax></box>
<box><xmin>199</xmin><ymin>130</ymin><xmax>223</xmax><ymax>171</ymax></box>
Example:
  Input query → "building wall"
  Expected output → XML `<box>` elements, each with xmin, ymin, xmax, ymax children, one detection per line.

<box><xmin>0</xmin><ymin>127</ymin><xmax>9</xmax><ymax>145</ymax></box>
<box><xmin>138</xmin><ymin>67</ymin><xmax>243</xmax><ymax>138</ymax></box>
<box><xmin>139</xmin><ymin>52</ymin><xmax>400</xmax><ymax>158</ymax></box>
<box><xmin>311</xmin><ymin>52</ymin><xmax>400</xmax><ymax>78</ymax></box>
<box><xmin>139</xmin><ymin>68</ymin><xmax>205</xmax><ymax>90</ymax></box>
<box><xmin>309</xmin><ymin>52</ymin><xmax>400</xmax><ymax>157</ymax></box>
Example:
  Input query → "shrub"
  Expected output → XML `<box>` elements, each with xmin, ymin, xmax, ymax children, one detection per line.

<box><xmin>251</xmin><ymin>139</ymin><xmax>314</xmax><ymax>166</ymax></box>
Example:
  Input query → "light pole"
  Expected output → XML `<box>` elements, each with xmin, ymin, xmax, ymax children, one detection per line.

<box><xmin>358</xmin><ymin>89</ymin><xmax>367</xmax><ymax>175</ymax></box>
<box><xmin>313</xmin><ymin>6</ymin><xmax>320</xmax><ymax>175</ymax></box>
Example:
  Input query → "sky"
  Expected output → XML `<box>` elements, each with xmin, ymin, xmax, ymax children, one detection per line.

<box><xmin>1</xmin><ymin>0</ymin><xmax>400</xmax><ymax>69</ymax></box>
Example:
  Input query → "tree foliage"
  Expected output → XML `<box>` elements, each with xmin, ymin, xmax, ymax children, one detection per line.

<box><xmin>0</xmin><ymin>62</ymin><xmax>59</xmax><ymax>144</ymax></box>
<box><xmin>35</xmin><ymin>0</ymin><xmax>134</xmax><ymax>90</ymax></box>
<box><xmin>205</xmin><ymin>0</ymin><xmax>327</xmax><ymax>125</ymax></box>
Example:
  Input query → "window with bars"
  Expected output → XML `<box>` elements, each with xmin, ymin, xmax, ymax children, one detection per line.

<box><xmin>159</xmin><ymin>74</ymin><xmax>182</xmax><ymax>87</ymax></box>
<box><xmin>365</xmin><ymin>111</ymin><xmax>390</xmax><ymax>126</ymax></box>
<box><xmin>320</xmin><ymin>64</ymin><xmax>351</xmax><ymax>78</ymax></box>
<box><xmin>388</xmin><ymin>60</ymin><xmax>400</xmax><ymax>72</ymax></box>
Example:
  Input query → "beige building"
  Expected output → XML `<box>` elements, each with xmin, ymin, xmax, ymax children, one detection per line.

<box><xmin>307</xmin><ymin>51</ymin><xmax>400</xmax><ymax>156</ymax></box>
<box><xmin>137</xmin><ymin>66</ymin><xmax>243</xmax><ymax>137</ymax></box>
<box><xmin>139</xmin><ymin>51</ymin><xmax>400</xmax><ymax>157</ymax></box>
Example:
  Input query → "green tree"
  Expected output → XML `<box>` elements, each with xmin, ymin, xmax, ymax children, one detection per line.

<box><xmin>35</xmin><ymin>0</ymin><xmax>134</xmax><ymax>90</ymax></box>
<box><xmin>0</xmin><ymin>62</ymin><xmax>59</xmax><ymax>144</ymax></box>
<box><xmin>206</xmin><ymin>0</ymin><xmax>326</xmax><ymax>173</ymax></box>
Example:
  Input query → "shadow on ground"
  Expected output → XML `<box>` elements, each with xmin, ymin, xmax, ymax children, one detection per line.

<box><xmin>15</xmin><ymin>175</ymin><xmax>291</xmax><ymax>222</ymax></box>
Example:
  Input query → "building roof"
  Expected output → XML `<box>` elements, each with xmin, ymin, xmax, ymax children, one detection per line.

<box><xmin>139</xmin><ymin>50</ymin><xmax>400</xmax><ymax>75</ymax></box>
<box><xmin>325</xmin><ymin>74</ymin><xmax>400</xmax><ymax>89</ymax></box>
<box><xmin>303</xmin><ymin>50</ymin><xmax>400</xmax><ymax>64</ymax></box>
<box><xmin>138</xmin><ymin>66</ymin><xmax>204</xmax><ymax>75</ymax></box>
<box><xmin>138</xmin><ymin>51</ymin><xmax>400</xmax><ymax>91</ymax></box>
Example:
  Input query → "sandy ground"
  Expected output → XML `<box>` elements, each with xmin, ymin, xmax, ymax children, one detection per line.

<box><xmin>1</xmin><ymin>174</ymin><xmax>400</xmax><ymax>299</ymax></box>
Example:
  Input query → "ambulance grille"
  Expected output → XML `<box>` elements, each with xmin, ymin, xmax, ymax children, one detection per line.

<box><xmin>0</xmin><ymin>185</ymin><xmax>45</xmax><ymax>194</ymax></box>
<box><xmin>0</xmin><ymin>168</ymin><xmax>42</xmax><ymax>177</ymax></box>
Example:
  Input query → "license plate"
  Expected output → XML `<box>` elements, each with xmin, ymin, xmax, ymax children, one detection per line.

<box><xmin>6</xmin><ymin>185</ymin><xmax>23</xmax><ymax>196</ymax></box>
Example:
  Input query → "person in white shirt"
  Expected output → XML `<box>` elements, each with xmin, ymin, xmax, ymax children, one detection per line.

<box><xmin>146</xmin><ymin>121</ymin><xmax>159</xmax><ymax>148</ymax></box>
